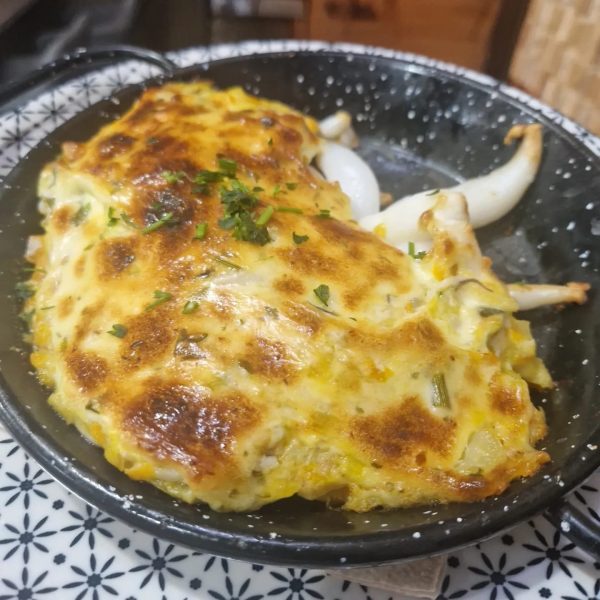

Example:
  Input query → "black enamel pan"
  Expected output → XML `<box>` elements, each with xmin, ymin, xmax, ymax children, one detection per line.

<box><xmin>0</xmin><ymin>42</ymin><xmax>599</xmax><ymax>567</ymax></box>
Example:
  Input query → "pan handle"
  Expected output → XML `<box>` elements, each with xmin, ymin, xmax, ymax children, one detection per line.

<box><xmin>0</xmin><ymin>45</ymin><xmax>177</xmax><ymax>113</ymax></box>
<box><xmin>546</xmin><ymin>500</ymin><xmax>600</xmax><ymax>560</ymax></box>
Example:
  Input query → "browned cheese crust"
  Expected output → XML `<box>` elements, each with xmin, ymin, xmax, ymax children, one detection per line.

<box><xmin>26</xmin><ymin>82</ymin><xmax>551</xmax><ymax>511</ymax></box>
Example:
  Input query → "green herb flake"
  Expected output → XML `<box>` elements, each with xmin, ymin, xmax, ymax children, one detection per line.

<box><xmin>71</xmin><ymin>202</ymin><xmax>91</xmax><ymax>226</ymax></box>
<box><xmin>285</xmin><ymin>182</ymin><xmax>298</xmax><ymax>191</ymax></box>
<box><xmin>272</xmin><ymin>184</ymin><xmax>283</xmax><ymax>197</ymax></box>
<box><xmin>316</xmin><ymin>209</ymin><xmax>331</xmax><ymax>219</ymax></box>
<box><xmin>142</xmin><ymin>212</ymin><xmax>176</xmax><ymax>234</ymax></box>
<box><xmin>120</xmin><ymin>213</ymin><xmax>140</xmax><ymax>230</ymax></box>
<box><xmin>267</xmin><ymin>137</ymin><xmax>273</xmax><ymax>146</ymax></box>
<box><xmin>432</xmin><ymin>373</ymin><xmax>450</xmax><ymax>408</ymax></box>
<box><xmin>193</xmin><ymin>222</ymin><xmax>208</xmax><ymax>240</ymax></box>
<box><xmin>293</xmin><ymin>232</ymin><xmax>309</xmax><ymax>244</ymax></box>
<box><xmin>313</xmin><ymin>284</ymin><xmax>330</xmax><ymax>306</ymax></box>
<box><xmin>20</xmin><ymin>308</ymin><xmax>35</xmax><ymax>331</ymax></box>
<box><xmin>307</xmin><ymin>302</ymin><xmax>338</xmax><ymax>317</ymax></box>
<box><xmin>276</xmin><ymin>206</ymin><xmax>303</xmax><ymax>214</ymax></box>
<box><xmin>107</xmin><ymin>323</ymin><xmax>128</xmax><ymax>338</ymax></box>
<box><xmin>256</xmin><ymin>205</ymin><xmax>274</xmax><ymax>226</ymax></box>
<box><xmin>217</xmin><ymin>158</ymin><xmax>237</xmax><ymax>178</ymax></box>
<box><xmin>40</xmin><ymin>305</ymin><xmax>55</xmax><ymax>311</ymax></box>
<box><xmin>147</xmin><ymin>136</ymin><xmax>160</xmax><ymax>145</ymax></box>
<box><xmin>182</xmin><ymin>300</ymin><xmax>200</xmax><ymax>314</ymax></box>
<box><xmin>218</xmin><ymin>215</ymin><xmax>237</xmax><ymax>230</ymax></box>
<box><xmin>265</xmin><ymin>306</ymin><xmax>279</xmax><ymax>319</ymax></box>
<box><xmin>233</xmin><ymin>213</ymin><xmax>271</xmax><ymax>245</ymax></box>
<box><xmin>161</xmin><ymin>170</ymin><xmax>186</xmax><ymax>184</ymax></box>
<box><xmin>425</xmin><ymin>188</ymin><xmax>441</xmax><ymax>196</ymax></box>
<box><xmin>15</xmin><ymin>281</ymin><xmax>35</xmax><ymax>300</ymax></box>
<box><xmin>220</xmin><ymin>180</ymin><xmax>259</xmax><ymax>213</ymax></box>
<box><xmin>144</xmin><ymin>290</ymin><xmax>173</xmax><ymax>311</ymax></box>
<box><xmin>194</xmin><ymin>169</ymin><xmax>223</xmax><ymax>191</ymax></box>
<box><xmin>218</xmin><ymin>181</ymin><xmax>271</xmax><ymax>245</ymax></box>
<box><xmin>214</xmin><ymin>256</ymin><xmax>242</xmax><ymax>270</ymax></box>
<box><xmin>407</xmin><ymin>241</ymin><xmax>427</xmax><ymax>260</ymax></box>
<box><xmin>107</xmin><ymin>206</ymin><xmax>119</xmax><ymax>227</ymax></box>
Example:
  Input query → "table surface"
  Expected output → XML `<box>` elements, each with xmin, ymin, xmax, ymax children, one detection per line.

<box><xmin>1</xmin><ymin>44</ymin><xmax>599</xmax><ymax>600</ymax></box>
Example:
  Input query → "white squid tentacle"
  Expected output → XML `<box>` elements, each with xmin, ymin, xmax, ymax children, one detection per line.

<box><xmin>420</xmin><ymin>191</ymin><xmax>484</xmax><ymax>275</ymax></box>
<box><xmin>359</xmin><ymin>124</ymin><xmax>543</xmax><ymax>244</ymax></box>
<box><xmin>507</xmin><ymin>282</ymin><xmax>590</xmax><ymax>311</ymax></box>
<box><xmin>316</xmin><ymin>140</ymin><xmax>381</xmax><ymax>220</ymax></box>
<box><xmin>318</xmin><ymin>111</ymin><xmax>358</xmax><ymax>147</ymax></box>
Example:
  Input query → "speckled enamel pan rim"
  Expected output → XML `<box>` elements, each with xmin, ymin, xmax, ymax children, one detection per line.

<box><xmin>0</xmin><ymin>40</ymin><xmax>599</xmax><ymax>568</ymax></box>
<box><xmin>173</xmin><ymin>39</ymin><xmax>600</xmax><ymax>156</ymax></box>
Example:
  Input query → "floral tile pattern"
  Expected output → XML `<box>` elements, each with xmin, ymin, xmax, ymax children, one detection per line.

<box><xmin>0</xmin><ymin>43</ymin><xmax>599</xmax><ymax>599</ymax></box>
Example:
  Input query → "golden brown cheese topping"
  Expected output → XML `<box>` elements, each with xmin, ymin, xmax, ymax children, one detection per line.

<box><xmin>25</xmin><ymin>82</ymin><xmax>551</xmax><ymax>511</ymax></box>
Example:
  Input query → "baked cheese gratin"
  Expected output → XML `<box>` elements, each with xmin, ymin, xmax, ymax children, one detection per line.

<box><xmin>23</xmin><ymin>81</ymin><xmax>554</xmax><ymax>512</ymax></box>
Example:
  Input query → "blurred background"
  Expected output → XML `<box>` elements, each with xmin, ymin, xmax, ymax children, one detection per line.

<box><xmin>0</xmin><ymin>0</ymin><xmax>597</xmax><ymax>134</ymax></box>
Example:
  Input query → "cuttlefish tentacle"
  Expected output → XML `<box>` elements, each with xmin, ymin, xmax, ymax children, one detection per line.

<box><xmin>358</xmin><ymin>124</ymin><xmax>543</xmax><ymax>243</ymax></box>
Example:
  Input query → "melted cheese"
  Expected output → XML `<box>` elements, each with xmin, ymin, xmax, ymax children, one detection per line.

<box><xmin>26</xmin><ymin>82</ymin><xmax>550</xmax><ymax>511</ymax></box>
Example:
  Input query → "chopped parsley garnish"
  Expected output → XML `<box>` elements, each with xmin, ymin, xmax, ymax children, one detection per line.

<box><xmin>408</xmin><ymin>241</ymin><xmax>427</xmax><ymax>260</ymax></box>
<box><xmin>220</xmin><ymin>179</ymin><xmax>258</xmax><ymax>214</ymax></box>
<box><xmin>276</xmin><ymin>206</ymin><xmax>303</xmax><ymax>214</ymax></box>
<box><xmin>161</xmin><ymin>170</ymin><xmax>186</xmax><ymax>184</ymax></box>
<box><xmin>234</xmin><ymin>212</ymin><xmax>271</xmax><ymax>244</ymax></box>
<box><xmin>147</xmin><ymin>136</ymin><xmax>159</xmax><ymax>145</ymax></box>
<box><xmin>107</xmin><ymin>206</ymin><xmax>119</xmax><ymax>227</ymax></box>
<box><xmin>144</xmin><ymin>290</ymin><xmax>173</xmax><ymax>311</ymax></box>
<box><xmin>193</xmin><ymin>169</ymin><xmax>223</xmax><ymax>193</ymax></box>
<box><xmin>267</xmin><ymin>137</ymin><xmax>273</xmax><ymax>146</ymax></box>
<box><xmin>217</xmin><ymin>158</ymin><xmax>237</xmax><ymax>178</ymax></box>
<box><xmin>316</xmin><ymin>209</ymin><xmax>331</xmax><ymax>219</ymax></box>
<box><xmin>432</xmin><ymin>373</ymin><xmax>450</xmax><ymax>408</ymax></box>
<box><xmin>120</xmin><ymin>213</ymin><xmax>140</xmax><ymax>230</ymax></box>
<box><xmin>313</xmin><ymin>284</ymin><xmax>330</xmax><ymax>306</ymax></box>
<box><xmin>285</xmin><ymin>182</ymin><xmax>298</xmax><ymax>190</ymax></box>
<box><xmin>425</xmin><ymin>188</ymin><xmax>441</xmax><ymax>196</ymax></box>
<box><xmin>71</xmin><ymin>202</ymin><xmax>91</xmax><ymax>226</ymax></box>
<box><xmin>256</xmin><ymin>205</ymin><xmax>274</xmax><ymax>226</ymax></box>
<box><xmin>40</xmin><ymin>306</ymin><xmax>55</xmax><ymax>311</ymax></box>
<box><xmin>107</xmin><ymin>323</ymin><xmax>128</xmax><ymax>338</ymax></box>
<box><xmin>214</xmin><ymin>256</ymin><xmax>242</xmax><ymax>270</ymax></box>
<box><xmin>293</xmin><ymin>232</ymin><xmax>309</xmax><ymax>244</ymax></box>
<box><xmin>182</xmin><ymin>300</ymin><xmax>200</xmax><ymax>314</ymax></box>
<box><xmin>15</xmin><ymin>281</ymin><xmax>34</xmax><ymax>300</ymax></box>
<box><xmin>265</xmin><ymin>306</ymin><xmax>279</xmax><ymax>318</ymax></box>
<box><xmin>272</xmin><ymin>184</ymin><xmax>283</xmax><ymax>197</ymax></box>
<box><xmin>142</xmin><ymin>211</ymin><xmax>175</xmax><ymax>234</ymax></box>
<box><xmin>193</xmin><ymin>222</ymin><xmax>208</xmax><ymax>240</ymax></box>
<box><xmin>308</xmin><ymin>302</ymin><xmax>338</xmax><ymax>316</ymax></box>
<box><xmin>218</xmin><ymin>180</ymin><xmax>271</xmax><ymax>245</ymax></box>
<box><xmin>20</xmin><ymin>308</ymin><xmax>35</xmax><ymax>331</ymax></box>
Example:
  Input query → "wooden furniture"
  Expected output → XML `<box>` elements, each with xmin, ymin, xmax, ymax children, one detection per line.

<box><xmin>510</xmin><ymin>0</ymin><xmax>600</xmax><ymax>135</ymax></box>
<box><xmin>294</xmin><ymin>0</ymin><xmax>502</xmax><ymax>71</ymax></box>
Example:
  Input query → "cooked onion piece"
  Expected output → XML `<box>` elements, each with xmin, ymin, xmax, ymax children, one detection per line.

<box><xmin>508</xmin><ymin>282</ymin><xmax>590</xmax><ymax>311</ymax></box>
<box><xmin>359</xmin><ymin>124</ymin><xmax>543</xmax><ymax>244</ymax></box>
<box><xmin>316</xmin><ymin>140</ymin><xmax>381</xmax><ymax>220</ymax></box>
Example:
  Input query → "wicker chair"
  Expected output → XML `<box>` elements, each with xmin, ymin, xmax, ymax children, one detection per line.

<box><xmin>509</xmin><ymin>0</ymin><xmax>600</xmax><ymax>136</ymax></box>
